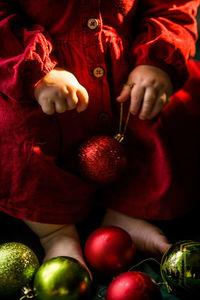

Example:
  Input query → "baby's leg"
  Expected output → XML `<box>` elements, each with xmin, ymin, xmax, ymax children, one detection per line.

<box><xmin>24</xmin><ymin>220</ymin><xmax>85</xmax><ymax>266</ymax></box>
<box><xmin>102</xmin><ymin>209</ymin><xmax>171</xmax><ymax>257</ymax></box>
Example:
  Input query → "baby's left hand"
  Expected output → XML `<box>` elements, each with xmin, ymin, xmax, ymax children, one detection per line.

<box><xmin>116</xmin><ymin>65</ymin><xmax>173</xmax><ymax>120</ymax></box>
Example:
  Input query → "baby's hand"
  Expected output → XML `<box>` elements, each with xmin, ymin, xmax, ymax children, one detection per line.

<box><xmin>117</xmin><ymin>65</ymin><xmax>173</xmax><ymax>120</ymax></box>
<box><xmin>34</xmin><ymin>68</ymin><xmax>89</xmax><ymax>115</ymax></box>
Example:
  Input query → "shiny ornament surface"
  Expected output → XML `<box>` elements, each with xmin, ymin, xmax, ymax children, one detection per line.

<box><xmin>84</xmin><ymin>226</ymin><xmax>136</xmax><ymax>277</ymax></box>
<box><xmin>0</xmin><ymin>242</ymin><xmax>39</xmax><ymax>298</ymax></box>
<box><xmin>78</xmin><ymin>135</ymin><xmax>127</xmax><ymax>183</ymax></box>
<box><xmin>161</xmin><ymin>240</ymin><xmax>200</xmax><ymax>296</ymax></box>
<box><xmin>33</xmin><ymin>256</ymin><xmax>92</xmax><ymax>300</ymax></box>
<box><xmin>106</xmin><ymin>271</ymin><xmax>162</xmax><ymax>300</ymax></box>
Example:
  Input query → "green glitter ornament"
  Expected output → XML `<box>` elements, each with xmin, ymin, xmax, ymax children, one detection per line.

<box><xmin>33</xmin><ymin>256</ymin><xmax>92</xmax><ymax>300</ymax></box>
<box><xmin>0</xmin><ymin>242</ymin><xmax>39</xmax><ymax>298</ymax></box>
<box><xmin>161</xmin><ymin>240</ymin><xmax>200</xmax><ymax>296</ymax></box>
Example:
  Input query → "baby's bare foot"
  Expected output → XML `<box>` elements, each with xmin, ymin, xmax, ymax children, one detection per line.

<box><xmin>40</xmin><ymin>224</ymin><xmax>84</xmax><ymax>263</ymax></box>
<box><xmin>23</xmin><ymin>220</ymin><xmax>89</xmax><ymax>273</ymax></box>
<box><xmin>102</xmin><ymin>209</ymin><xmax>171</xmax><ymax>257</ymax></box>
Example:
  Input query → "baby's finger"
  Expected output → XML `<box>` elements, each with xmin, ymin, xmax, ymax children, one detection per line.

<box><xmin>116</xmin><ymin>84</ymin><xmax>132</xmax><ymax>102</ymax></box>
<box><xmin>40</xmin><ymin>99</ymin><xmax>55</xmax><ymax>115</ymax></box>
<box><xmin>147</xmin><ymin>93</ymin><xmax>169</xmax><ymax>120</ymax></box>
<box><xmin>139</xmin><ymin>88</ymin><xmax>157</xmax><ymax>120</ymax></box>
<box><xmin>76</xmin><ymin>86</ymin><xmax>89</xmax><ymax>112</ymax></box>
<box><xmin>66</xmin><ymin>90</ymin><xmax>79</xmax><ymax>110</ymax></box>
<box><xmin>129</xmin><ymin>85</ymin><xmax>145</xmax><ymax>115</ymax></box>
<box><xmin>54</xmin><ymin>98</ymin><xmax>68</xmax><ymax>113</ymax></box>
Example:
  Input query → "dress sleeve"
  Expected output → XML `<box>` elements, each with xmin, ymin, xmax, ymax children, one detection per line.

<box><xmin>0</xmin><ymin>1</ymin><xmax>57</xmax><ymax>101</ymax></box>
<box><xmin>131</xmin><ymin>0</ymin><xmax>199</xmax><ymax>91</ymax></box>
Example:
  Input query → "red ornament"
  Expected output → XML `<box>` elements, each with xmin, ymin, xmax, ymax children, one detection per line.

<box><xmin>84</xmin><ymin>226</ymin><xmax>136</xmax><ymax>277</ymax></box>
<box><xmin>106</xmin><ymin>271</ymin><xmax>162</xmax><ymax>300</ymax></box>
<box><xmin>77</xmin><ymin>135</ymin><xmax>127</xmax><ymax>183</ymax></box>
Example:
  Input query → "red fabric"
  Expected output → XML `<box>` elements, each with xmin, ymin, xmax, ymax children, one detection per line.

<box><xmin>0</xmin><ymin>1</ymin><xmax>199</xmax><ymax>223</ymax></box>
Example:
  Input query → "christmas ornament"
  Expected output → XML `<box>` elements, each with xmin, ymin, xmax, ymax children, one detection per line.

<box><xmin>78</xmin><ymin>135</ymin><xmax>127</xmax><ymax>183</ymax></box>
<box><xmin>33</xmin><ymin>256</ymin><xmax>92</xmax><ymax>300</ymax></box>
<box><xmin>84</xmin><ymin>226</ymin><xmax>136</xmax><ymax>277</ymax></box>
<box><xmin>0</xmin><ymin>242</ymin><xmax>39</xmax><ymax>298</ymax></box>
<box><xmin>77</xmin><ymin>103</ymin><xmax>130</xmax><ymax>183</ymax></box>
<box><xmin>161</xmin><ymin>240</ymin><xmax>200</xmax><ymax>296</ymax></box>
<box><xmin>105</xmin><ymin>271</ymin><xmax>162</xmax><ymax>300</ymax></box>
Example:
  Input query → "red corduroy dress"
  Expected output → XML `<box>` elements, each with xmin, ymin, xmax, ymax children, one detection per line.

<box><xmin>0</xmin><ymin>0</ymin><xmax>199</xmax><ymax>224</ymax></box>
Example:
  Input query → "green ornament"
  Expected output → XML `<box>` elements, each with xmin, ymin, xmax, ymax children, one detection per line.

<box><xmin>161</xmin><ymin>240</ymin><xmax>200</xmax><ymax>296</ymax></box>
<box><xmin>0</xmin><ymin>242</ymin><xmax>39</xmax><ymax>298</ymax></box>
<box><xmin>33</xmin><ymin>256</ymin><xmax>92</xmax><ymax>300</ymax></box>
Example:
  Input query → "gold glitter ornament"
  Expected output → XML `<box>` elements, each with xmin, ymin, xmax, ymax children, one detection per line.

<box><xmin>0</xmin><ymin>242</ymin><xmax>39</xmax><ymax>298</ymax></box>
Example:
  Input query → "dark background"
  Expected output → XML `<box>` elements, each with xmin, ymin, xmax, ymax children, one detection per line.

<box><xmin>195</xmin><ymin>6</ymin><xmax>200</xmax><ymax>60</ymax></box>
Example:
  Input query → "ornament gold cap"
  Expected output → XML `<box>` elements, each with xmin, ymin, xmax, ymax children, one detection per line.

<box><xmin>114</xmin><ymin>133</ymin><xmax>124</xmax><ymax>143</ymax></box>
<box><xmin>20</xmin><ymin>286</ymin><xmax>34</xmax><ymax>299</ymax></box>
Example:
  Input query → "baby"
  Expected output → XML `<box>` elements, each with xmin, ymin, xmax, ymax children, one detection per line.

<box><xmin>0</xmin><ymin>0</ymin><xmax>198</xmax><ymax>275</ymax></box>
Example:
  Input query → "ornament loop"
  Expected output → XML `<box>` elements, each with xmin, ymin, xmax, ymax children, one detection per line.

<box><xmin>128</xmin><ymin>257</ymin><xmax>161</xmax><ymax>272</ymax></box>
<box><xmin>115</xmin><ymin>103</ymin><xmax>131</xmax><ymax>143</ymax></box>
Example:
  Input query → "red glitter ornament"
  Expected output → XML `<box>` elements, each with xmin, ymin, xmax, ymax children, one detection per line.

<box><xmin>84</xmin><ymin>226</ymin><xmax>136</xmax><ymax>277</ymax></box>
<box><xmin>78</xmin><ymin>135</ymin><xmax>127</xmax><ymax>183</ymax></box>
<box><xmin>106</xmin><ymin>271</ymin><xmax>162</xmax><ymax>300</ymax></box>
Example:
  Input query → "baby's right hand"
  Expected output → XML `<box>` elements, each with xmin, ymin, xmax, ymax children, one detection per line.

<box><xmin>34</xmin><ymin>68</ymin><xmax>89</xmax><ymax>115</ymax></box>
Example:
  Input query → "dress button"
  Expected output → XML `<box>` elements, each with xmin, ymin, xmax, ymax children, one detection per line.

<box><xmin>98</xmin><ymin>112</ymin><xmax>109</xmax><ymax>121</ymax></box>
<box><xmin>93</xmin><ymin>67</ymin><xmax>105</xmax><ymax>78</ymax></box>
<box><xmin>87</xmin><ymin>18</ymin><xmax>99</xmax><ymax>29</ymax></box>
